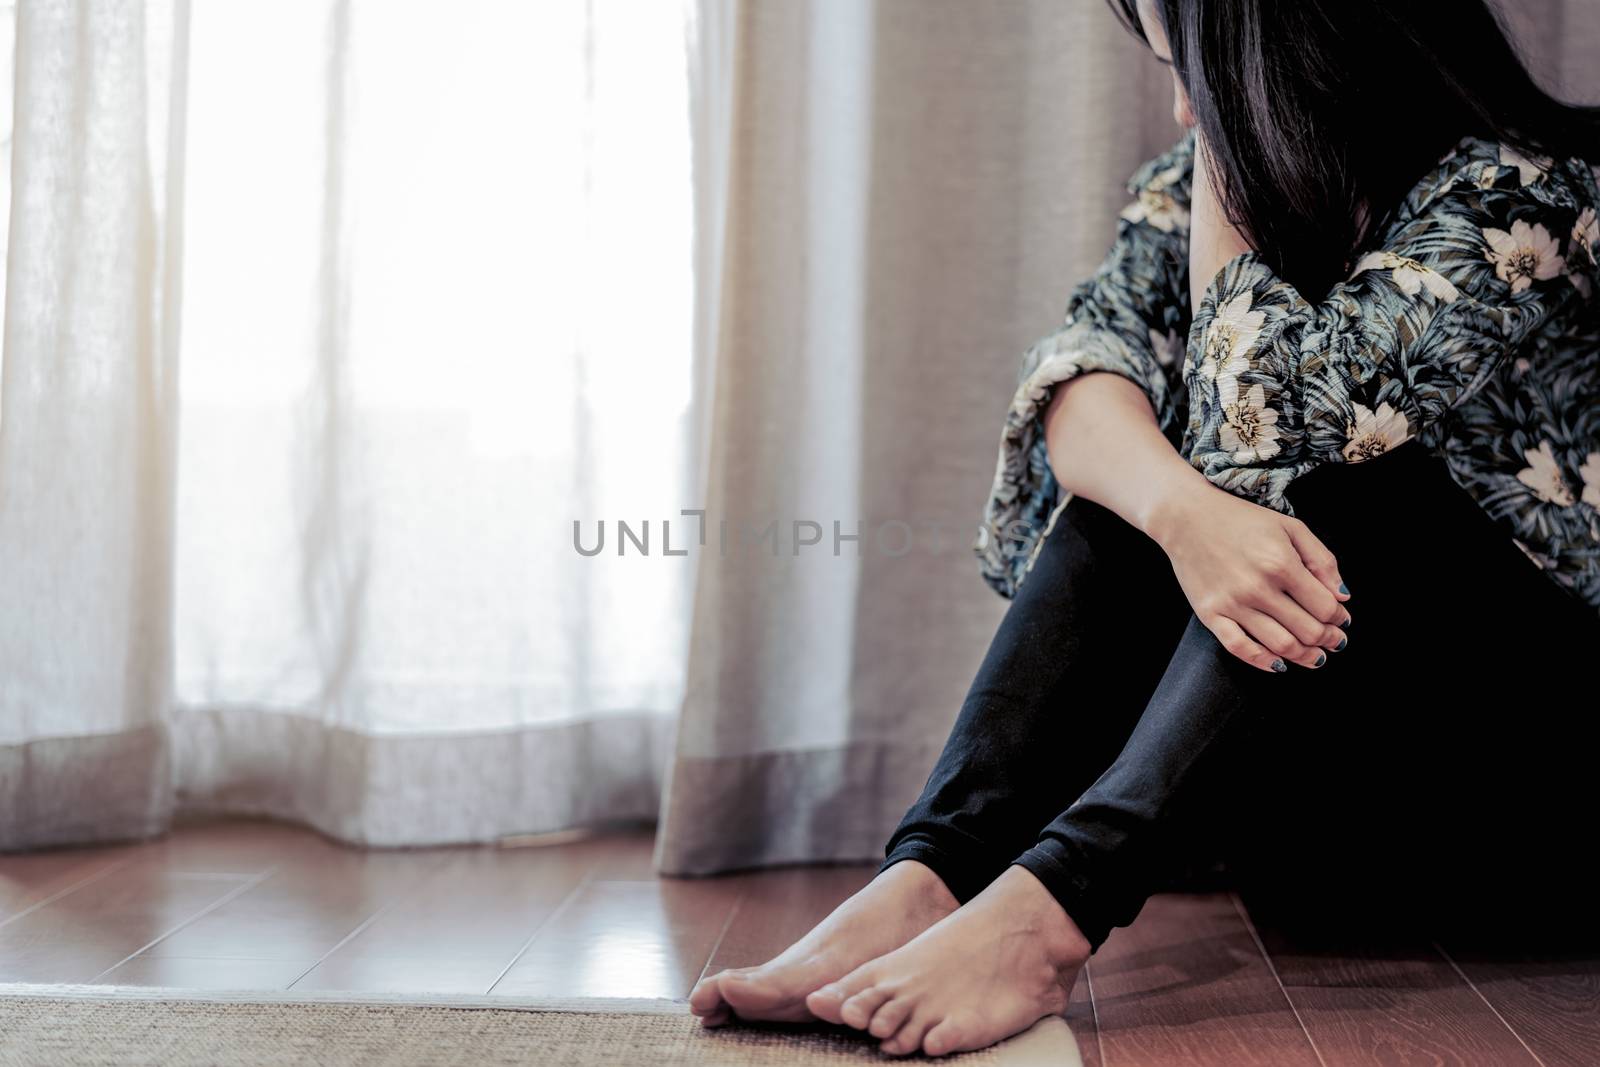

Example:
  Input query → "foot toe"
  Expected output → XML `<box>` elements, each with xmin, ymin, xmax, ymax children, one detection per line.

<box><xmin>696</xmin><ymin>1004</ymin><xmax>731</xmax><ymax>1028</ymax></box>
<box><xmin>804</xmin><ymin>983</ymin><xmax>848</xmax><ymax>1025</ymax></box>
<box><xmin>717</xmin><ymin>968</ymin><xmax>775</xmax><ymax>1009</ymax></box>
<box><xmin>866</xmin><ymin>996</ymin><xmax>911</xmax><ymax>1039</ymax></box>
<box><xmin>879</xmin><ymin>1028</ymin><xmax>919</xmax><ymax>1057</ymax></box>
<box><xmin>687</xmin><ymin>970</ymin><xmax>735</xmax><ymax>1015</ymax></box>
<box><xmin>719</xmin><ymin>965</ymin><xmax>823</xmax><ymax>1023</ymax></box>
<box><xmin>839</xmin><ymin>985</ymin><xmax>891</xmax><ymax>1030</ymax></box>
<box><xmin>922</xmin><ymin>1017</ymin><xmax>967</xmax><ymax>1057</ymax></box>
<box><xmin>806</xmin><ymin>963</ymin><xmax>873</xmax><ymax>1026</ymax></box>
<box><xmin>882</xmin><ymin>1009</ymin><xmax>932</xmax><ymax>1056</ymax></box>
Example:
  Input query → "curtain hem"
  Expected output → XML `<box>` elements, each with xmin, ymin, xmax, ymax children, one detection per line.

<box><xmin>0</xmin><ymin>726</ymin><xmax>173</xmax><ymax>851</ymax></box>
<box><xmin>170</xmin><ymin>707</ymin><xmax>677</xmax><ymax>848</ymax></box>
<box><xmin>653</xmin><ymin>737</ymin><xmax>945</xmax><ymax>876</ymax></box>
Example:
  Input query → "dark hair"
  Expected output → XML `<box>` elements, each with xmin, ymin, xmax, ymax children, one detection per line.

<box><xmin>1108</xmin><ymin>0</ymin><xmax>1600</xmax><ymax>297</ymax></box>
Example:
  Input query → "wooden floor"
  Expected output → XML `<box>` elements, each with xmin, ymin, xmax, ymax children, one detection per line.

<box><xmin>2</xmin><ymin>819</ymin><xmax>1596</xmax><ymax>1066</ymax></box>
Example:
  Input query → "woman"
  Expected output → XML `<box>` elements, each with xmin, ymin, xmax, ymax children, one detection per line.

<box><xmin>691</xmin><ymin>0</ymin><xmax>1600</xmax><ymax>1057</ymax></box>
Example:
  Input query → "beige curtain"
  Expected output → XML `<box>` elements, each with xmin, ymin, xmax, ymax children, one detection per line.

<box><xmin>656</xmin><ymin>0</ymin><xmax>1177</xmax><ymax>874</ymax></box>
<box><xmin>654</xmin><ymin>0</ymin><xmax>1600</xmax><ymax>874</ymax></box>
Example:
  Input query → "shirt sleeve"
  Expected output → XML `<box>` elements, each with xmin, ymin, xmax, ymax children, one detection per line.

<box><xmin>976</xmin><ymin>131</ymin><xmax>1195</xmax><ymax>600</ymax></box>
<box><xmin>1182</xmin><ymin>157</ymin><xmax>1588</xmax><ymax>514</ymax></box>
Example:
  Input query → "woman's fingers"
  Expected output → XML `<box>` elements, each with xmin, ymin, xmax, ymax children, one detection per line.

<box><xmin>1239</xmin><ymin>609</ymin><xmax>1326</xmax><ymax>670</ymax></box>
<box><xmin>1206</xmin><ymin>615</ymin><xmax>1285</xmax><ymax>674</ymax></box>
<box><xmin>1263</xmin><ymin>590</ymin><xmax>1347</xmax><ymax>651</ymax></box>
<box><xmin>1164</xmin><ymin>493</ymin><xmax>1353</xmax><ymax>674</ymax></box>
<box><xmin>1282</xmin><ymin>517</ymin><xmax>1350</xmax><ymax>602</ymax></box>
<box><xmin>1278</xmin><ymin>557</ymin><xmax>1350</xmax><ymax>630</ymax></box>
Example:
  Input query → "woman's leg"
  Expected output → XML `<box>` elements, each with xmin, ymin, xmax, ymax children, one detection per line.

<box><xmin>1227</xmin><ymin>445</ymin><xmax>1600</xmax><ymax>947</ymax></box>
<box><xmin>879</xmin><ymin>492</ymin><xmax>1197</xmax><ymax>903</ymax></box>
<box><xmin>1020</xmin><ymin>440</ymin><xmax>1600</xmax><ymax>949</ymax></box>
<box><xmin>690</xmin><ymin>492</ymin><xmax>1195</xmax><ymax>1026</ymax></box>
<box><xmin>808</xmin><ymin>441</ymin><xmax>1600</xmax><ymax>1055</ymax></box>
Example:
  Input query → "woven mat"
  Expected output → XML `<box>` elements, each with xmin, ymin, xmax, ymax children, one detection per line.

<box><xmin>0</xmin><ymin>985</ymin><xmax>1081</xmax><ymax>1066</ymax></box>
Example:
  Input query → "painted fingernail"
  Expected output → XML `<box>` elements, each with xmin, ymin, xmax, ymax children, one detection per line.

<box><xmin>1338</xmin><ymin>582</ymin><xmax>1349</xmax><ymax>595</ymax></box>
<box><xmin>1335</xmin><ymin>637</ymin><xmax>1347</xmax><ymax>651</ymax></box>
<box><xmin>1272</xmin><ymin>659</ymin><xmax>1287</xmax><ymax>673</ymax></box>
<box><xmin>1339</xmin><ymin>617</ymin><xmax>1351</xmax><ymax>630</ymax></box>
<box><xmin>1314</xmin><ymin>653</ymin><xmax>1326</xmax><ymax>667</ymax></box>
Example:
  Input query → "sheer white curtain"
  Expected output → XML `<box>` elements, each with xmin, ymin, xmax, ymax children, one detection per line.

<box><xmin>1</xmin><ymin>0</ymin><xmax>697</xmax><ymax>848</ymax></box>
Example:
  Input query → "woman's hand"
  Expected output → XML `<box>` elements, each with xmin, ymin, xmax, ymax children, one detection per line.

<box><xmin>1170</xmin><ymin>133</ymin><xmax>1349</xmax><ymax>671</ymax></box>
<box><xmin>1043</xmin><ymin>374</ymin><xmax>1350</xmax><ymax>673</ymax></box>
<box><xmin>1149</xmin><ymin>479</ymin><xmax>1352</xmax><ymax>673</ymax></box>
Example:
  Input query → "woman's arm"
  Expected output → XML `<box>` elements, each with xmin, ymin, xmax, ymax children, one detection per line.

<box><xmin>1043</xmin><ymin>371</ymin><xmax>1351</xmax><ymax>674</ymax></box>
<box><xmin>977</xmin><ymin>134</ymin><xmax>1195</xmax><ymax>600</ymax></box>
<box><xmin>1184</xmin><ymin>141</ymin><xmax>1587</xmax><ymax>516</ymax></box>
<box><xmin>1040</xmin><ymin>132</ymin><xmax>1351</xmax><ymax>674</ymax></box>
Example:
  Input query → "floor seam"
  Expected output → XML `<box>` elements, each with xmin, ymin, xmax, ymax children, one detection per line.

<box><xmin>1084</xmin><ymin>961</ymin><xmax>1106</xmax><ymax>1067</ymax></box>
<box><xmin>693</xmin><ymin>890</ymin><xmax>745</xmax><ymax>988</ymax></box>
<box><xmin>1229</xmin><ymin>890</ymin><xmax>1329</xmax><ymax>1067</ymax></box>
<box><xmin>483</xmin><ymin>871</ymin><xmax>595</xmax><ymax>996</ymax></box>
<box><xmin>0</xmin><ymin>857</ymin><xmax>137</xmax><ymax>933</ymax></box>
<box><xmin>283</xmin><ymin>852</ymin><xmax>458</xmax><ymax>990</ymax></box>
<box><xmin>87</xmin><ymin>866</ymin><xmax>280</xmax><ymax>983</ymax></box>
<box><xmin>1433</xmin><ymin>939</ymin><xmax>1548</xmax><ymax>1067</ymax></box>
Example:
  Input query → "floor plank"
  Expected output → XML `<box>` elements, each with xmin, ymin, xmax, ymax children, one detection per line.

<box><xmin>295</xmin><ymin>954</ymin><xmax>512</xmax><ymax>996</ymax></box>
<box><xmin>1071</xmin><ymin>965</ymin><xmax>1104</xmax><ymax>1067</ymax></box>
<box><xmin>147</xmin><ymin>818</ymin><xmax>330</xmax><ymax>876</ymax></box>
<box><xmin>289</xmin><ymin>840</ymin><xmax>608</xmax><ymax>994</ymax></box>
<box><xmin>4</xmin><ymin>818</ymin><xmax>1595</xmax><ymax>1067</ymax></box>
<box><xmin>1087</xmin><ymin>893</ymin><xmax>1320</xmax><ymax>1067</ymax></box>
<box><xmin>0</xmin><ymin>847</ymin><xmax>136</xmax><ymax>922</ymax></box>
<box><xmin>1254</xmin><ymin>916</ymin><xmax>1540</xmax><ymax>1066</ymax></box>
<box><xmin>1436</xmin><ymin>946</ymin><xmax>1600</xmax><ymax>1067</ymax></box>
<box><xmin>698</xmin><ymin>864</ymin><xmax>872</xmax><ymax>974</ymax></box>
<box><xmin>137</xmin><ymin>838</ymin><xmax>447</xmax><ymax>962</ymax></box>
<box><xmin>491</xmin><ymin>878</ymin><xmax>742</xmax><ymax>999</ymax></box>
<box><xmin>95</xmin><ymin>955</ymin><xmax>312</xmax><ymax>990</ymax></box>
<box><xmin>0</xmin><ymin>862</ymin><xmax>256</xmax><ymax>983</ymax></box>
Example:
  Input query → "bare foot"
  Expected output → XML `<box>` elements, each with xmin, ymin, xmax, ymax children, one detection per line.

<box><xmin>804</xmin><ymin>865</ymin><xmax>1090</xmax><ymax>1057</ymax></box>
<box><xmin>687</xmin><ymin>860</ymin><xmax>958</xmax><ymax>1027</ymax></box>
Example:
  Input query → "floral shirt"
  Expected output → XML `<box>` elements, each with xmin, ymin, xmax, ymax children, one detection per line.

<box><xmin>978</xmin><ymin>129</ymin><xmax>1600</xmax><ymax>614</ymax></box>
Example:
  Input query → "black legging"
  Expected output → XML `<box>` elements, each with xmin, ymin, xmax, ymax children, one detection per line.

<box><xmin>882</xmin><ymin>442</ymin><xmax>1600</xmax><ymax>951</ymax></box>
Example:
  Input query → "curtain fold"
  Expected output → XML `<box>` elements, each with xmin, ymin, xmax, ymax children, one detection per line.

<box><xmin>2</xmin><ymin>0</ymin><xmax>696</xmax><ymax>851</ymax></box>
<box><xmin>0</xmin><ymin>0</ymin><xmax>187</xmax><ymax>849</ymax></box>
<box><xmin>165</xmin><ymin>0</ymin><xmax>696</xmax><ymax>846</ymax></box>
<box><xmin>656</xmin><ymin>0</ymin><xmax>1178</xmax><ymax>874</ymax></box>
